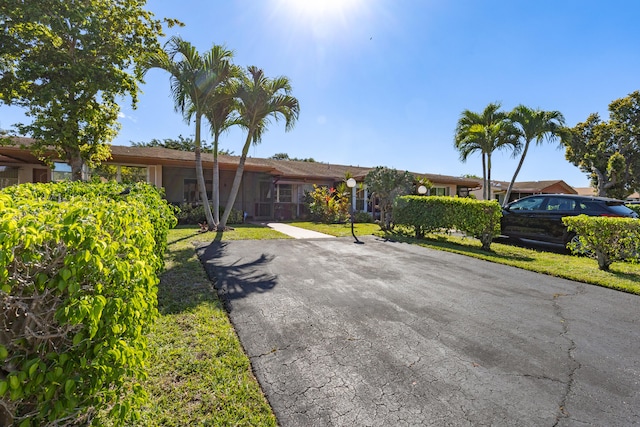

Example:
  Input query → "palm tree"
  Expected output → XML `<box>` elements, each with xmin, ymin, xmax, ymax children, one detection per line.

<box><xmin>204</xmin><ymin>72</ymin><xmax>241</xmax><ymax>225</ymax></box>
<box><xmin>218</xmin><ymin>66</ymin><xmax>300</xmax><ymax>229</ymax></box>
<box><xmin>503</xmin><ymin>106</ymin><xmax>566</xmax><ymax>205</ymax></box>
<box><xmin>454</xmin><ymin>103</ymin><xmax>518</xmax><ymax>200</ymax></box>
<box><xmin>146</xmin><ymin>36</ymin><xmax>234</xmax><ymax>230</ymax></box>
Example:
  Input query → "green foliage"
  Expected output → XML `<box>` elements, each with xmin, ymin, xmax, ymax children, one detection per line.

<box><xmin>269</xmin><ymin>152</ymin><xmax>316</xmax><ymax>162</ymax></box>
<box><xmin>0</xmin><ymin>0</ymin><xmax>178</xmax><ymax>179</ymax></box>
<box><xmin>563</xmin><ymin>215</ymin><xmax>640</xmax><ymax>271</ymax></box>
<box><xmin>394</xmin><ymin>196</ymin><xmax>502</xmax><ymax>250</ymax></box>
<box><xmin>304</xmin><ymin>185</ymin><xmax>350</xmax><ymax>223</ymax></box>
<box><xmin>353</xmin><ymin>211</ymin><xmax>374</xmax><ymax>223</ymax></box>
<box><xmin>131</xmin><ymin>136</ymin><xmax>235</xmax><ymax>155</ymax></box>
<box><xmin>0</xmin><ymin>182</ymin><xmax>176</xmax><ymax>426</ymax></box>
<box><xmin>364</xmin><ymin>167</ymin><xmax>415</xmax><ymax>229</ymax></box>
<box><xmin>175</xmin><ymin>203</ymin><xmax>244</xmax><ymax>225</ymax></box>
<box><xmin>626</xmin><ymin>204</ymin><xmax>640</xmax><ymax>215</ymax></box>
<box><xmin>454</xmin><ymin>103</ymin><xmax>519</xmax><ymax>200</ymax></box>
<box><xmin>565</xmin><ymin>91</ymin><xmax>640</xmax><ymax>198</ymax></box>
<box><xmin>219</xmin><ymin>66</ymin><xmax>300</xmax><ymax>229</ymax></box>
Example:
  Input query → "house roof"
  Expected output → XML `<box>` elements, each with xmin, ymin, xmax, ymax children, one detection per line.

<box><xmin>491</xmin><ymin>180</ymin><xmax>577</xmax><ymax>194</ymax></box>
<box><xmin>574</xmin><ymin>187</ymin><xmax>597</xmax><ymax>196</ymax></box>
<box><xmin>1</xmin><ymin>137</ymin><xmax>481</xmax><ymax>187</ymax></box>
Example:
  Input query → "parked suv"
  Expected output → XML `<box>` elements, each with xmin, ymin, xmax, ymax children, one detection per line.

<box><xmin>500</xmin><ymin>194</ymin><xmax>638</xmax><ymax>248</ymax></box>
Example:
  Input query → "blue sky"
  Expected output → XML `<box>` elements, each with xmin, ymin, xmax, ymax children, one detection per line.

<box><xmin>2</xmin><ymin>0</ymin><xmax>640</xmax><ymax>188</ymax></box>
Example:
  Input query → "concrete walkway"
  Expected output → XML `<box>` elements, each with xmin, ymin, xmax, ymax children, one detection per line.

<box><xmin>260</xmin><ymin>222</ymin><xmax>334</xmax><ymax>239</ymax></box>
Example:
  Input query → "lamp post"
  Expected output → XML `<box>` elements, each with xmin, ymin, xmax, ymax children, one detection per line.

<box><xmin>346</xmin><ymin>178</ymin><xmax>362</xmax><ymax>244</ymax></box>
<box><xmin>418</xmin><ymin>185</ymin><xmax>427</xmax><ymax>195</ymax></box>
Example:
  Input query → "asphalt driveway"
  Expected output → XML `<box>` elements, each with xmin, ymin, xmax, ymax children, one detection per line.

<box><xmin>196</xmin><ymin>235</ymin><xmax>639</xmax><ymax>427</ymax></box>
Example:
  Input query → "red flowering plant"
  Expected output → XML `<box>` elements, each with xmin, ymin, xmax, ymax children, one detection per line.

<box><xmin>304</xmin><ymin>184</ymin><xmax>351</xmax><ymax>223</ymax></box>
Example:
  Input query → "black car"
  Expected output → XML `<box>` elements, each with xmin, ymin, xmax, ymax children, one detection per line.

<box><xmin>500</xmin><ymin>194</ymin><xmax>638</xmax><ymax>248</ymax></box>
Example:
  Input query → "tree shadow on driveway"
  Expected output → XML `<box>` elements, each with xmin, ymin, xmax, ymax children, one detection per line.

<box><xmin>196</xmin><ymin>241</ymin><xmax>277</xmax><ymax>312</ymax></box>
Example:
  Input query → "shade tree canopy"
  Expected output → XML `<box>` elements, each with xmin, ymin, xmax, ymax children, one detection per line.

<box><xmin>0</xmin><ymin>0</ymin><xmax>178</xmax><ymax>180</ymax></box>
<box><xmin>564</xmin><ymin>91</ymin><xmax>640</xmax><ymax>199</ymax></box>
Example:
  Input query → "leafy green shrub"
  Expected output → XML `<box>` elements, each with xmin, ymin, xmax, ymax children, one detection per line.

<box><xmin>304</xmin><ymin>184</ymin><xmax>350</xmax><ymax>223</ymax></box>
<box><xmin>394</xmin><ymin>196</ymin><xmax>501</xmax><ymax>251</ymax></box>
<box><xmin>563</xmin><ymin>215</ymin><xmax>640</xmax><ymax>270</ymax></box>
<box><xmin>175</xmin><ymin>203</ymin><xmax>244</xmax><ymax>225</ymax></box>
<box><xmin>353</xmin><ymin>211</ymin><xmax>374</xmax><ymax>223</ymax></box>
<box><xmin>0</xmin><ymin>182</ymin><xmax>176</xmax><ymax>426</ymax></box>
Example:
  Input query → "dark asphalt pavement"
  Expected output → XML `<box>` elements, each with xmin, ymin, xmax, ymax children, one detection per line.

<box><xmin>196</xmin><ymin>235</ymin><xmax>640</xmax><ymax>427</ymax></box>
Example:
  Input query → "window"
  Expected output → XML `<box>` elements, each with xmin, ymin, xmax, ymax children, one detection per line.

<box><xmin>183</xmin><ymin>179</ymin><xmax>212</xmax><ymax>203</ymax></box>
<box><xmin>431</xmin><ymin>187</ymin><xmax>450</xmax><ymax>196</ymax></box>
<box><xmin>0</xmin><ymin>166</ymin><xmax>19</xmax><ymax>189</ymax></box>
<box><xmin>259</xmin><ymin>181</ymin><xmax>272</xmax><ymax>202</ymax></box>
<box><xmin>509</xmin><ymin>196</ymin><xmax>544</xmax><ymax>211</ymax></box>
<box><xmin>546</xmin><ymin>197</ymin><xmax>575</xmax><ymax>211</ymax></box>
<box><xmin>277</xmin><ymin>184</ymin><xmax>292</xmax><ymax>203</ymax></box>
<box><xmin>91</xmin><ymin>165</ymin><xmax>147</xmax><ymax>184</ymax></box>
<box><xmin>52</xmin><ymin>162</ymin><xmax>72</xmax><ymax>182</ymax></box>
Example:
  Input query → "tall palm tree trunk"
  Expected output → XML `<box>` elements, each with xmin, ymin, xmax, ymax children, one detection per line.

<box><xmin>503</xmin><ymin>141</ymin><xmax>530</xmax><ymax>205</ymax></box>
<box><xmin>219</xmin><ymin>132</ymin><xmax>252</xmax><ymax>228</ymax></box>
<box><xmin>194</xmin><ymin>113</ymin><xmax>215</xmax><ymax>229</ymax></box>
<box><xmin>481</xmin><ymin>153</ymin><xmax>488</xmax><ymax>200</ymax></box>
<box><xmin>213</xmin><ymin>141</ymin><xmax>220</xmax><ymax>226</ymax></box>
<box><xmin>486</xmin><ymin>153</ymin><xmax>492</xmax><ymax>200</ymax></box>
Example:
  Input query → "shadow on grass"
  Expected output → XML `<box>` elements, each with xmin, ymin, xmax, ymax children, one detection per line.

<box><xmin>196</xmin><ymin>233</ymin><xmax>277</xmax><ymax>312</ymax></box>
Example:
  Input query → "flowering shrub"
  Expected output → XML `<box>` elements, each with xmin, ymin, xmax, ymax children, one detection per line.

<box><xmin>304</xmin><ymin>184</ymin><xmax>351</xmax><ymax>223</ymax></box>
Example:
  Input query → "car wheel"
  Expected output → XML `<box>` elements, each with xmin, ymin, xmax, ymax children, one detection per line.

<box><xmin>565</xmin><ymin>233</ymin><xmax>592</xmax><ymax>256</ymax></box>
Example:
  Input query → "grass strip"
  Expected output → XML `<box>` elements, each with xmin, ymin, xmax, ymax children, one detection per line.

<box><xmin>138</xmin><ymin>224</ymin><xmax>287</xmax><ymax>426</ymax></box>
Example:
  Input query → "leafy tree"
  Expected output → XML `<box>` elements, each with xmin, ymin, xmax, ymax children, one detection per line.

<box><xmin>146</xmin><ymin>37</ymin><xmax>234</xmax><ymax>230</ymax></box>
<box><xmin>564</xmin><ymin>91</ymin><xmax>640</xmax><ymax>198</ymax></box>
<box><xmin>132</xmin><ymin>135</ymin><xmax>209</xmax><ymax>151</ymax></box>
<box><xmin>132</xmin><ymin>136</ymin><xmax>235</xmax><ymax>155</ymax></box>
<box><xmin>270</xmin><ymin>152</ymin><xmax>317</xmax><ymax>162</ymax></box>
<box><xmin>503</xmin><ymin>106</ymin><xmax>566</xmax><ymax>204</ymax></box>
<box><xmin>364</xmin><ymin>166</ymin><xmax>415</xmax><ymax>230</ymax></box>
<box><xmin>218</xmin><ymin>66</ymin><xmax>299</xmax><ymax>229</ymax></box>
<box><xmin>454</xmin><ymin>103</ymin><xmax>518</xmax><ymax>200</ymax></box>
<box><xmin>0</xmin><ymin>0</ymin><xmax>177</xmax><ymax>180</ymax></box>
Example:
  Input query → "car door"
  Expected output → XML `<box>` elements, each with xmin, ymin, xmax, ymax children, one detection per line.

<box><xmin>501</xmin><ymin>196</ymin><xmax>547</xmax><ymax>239</ymax></box>
<box><xmin>534</xmin><ymin>196</ymin><xmax>577</xmax><ymax>244</ymax></box>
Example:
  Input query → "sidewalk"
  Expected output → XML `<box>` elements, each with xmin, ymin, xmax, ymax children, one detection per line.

<box><xmin>259</xmin><ymin>222</ymin><xmax>334</xmax><ymax>239</ymax></box>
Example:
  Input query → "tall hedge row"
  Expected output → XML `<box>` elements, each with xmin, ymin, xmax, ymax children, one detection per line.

<box><xmin>0</xmin><ymin>182</ymin><xmax>176</xmax><ymax>426</ymax></box>
<box><xmin>394</xmin><ymin>196</ymin><xmax>502</xmax><ymax>250</ymax></box>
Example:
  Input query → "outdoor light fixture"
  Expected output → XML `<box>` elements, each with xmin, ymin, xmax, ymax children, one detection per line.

<box><xmin>346</xmin><ymin>178</ymin><xmax>363</xmax><ymax>244</ymax></box>
<box><xmin>418</xmin><ymin>185</ymin><xmax>427</xmax><ymax>195</ymax></box>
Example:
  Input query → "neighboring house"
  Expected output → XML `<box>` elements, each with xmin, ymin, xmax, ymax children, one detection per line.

<box><xmin>574</xmin><ymin>187</ymin><xmax>597</xmax><ymax>197</ymax></box>
<box><xmin>0</xmin><ymin>138</ymin><xmax>480</xmax><ymax>220</ymax></box>
<box><xmin>470</xmin><ymin>179</ymin><xmax>577</xmax><ymax>204</ymax></box>
<box><xmin>575</xmin><ymin>187</ymin><xmax>640</xmax><ymax>201</ymax></box>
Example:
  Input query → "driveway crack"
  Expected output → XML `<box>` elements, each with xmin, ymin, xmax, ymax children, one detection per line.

<box><xmin>551</xmin><ymin>288</ymin><xmax>584</xmax><ymax>426</ymax></box>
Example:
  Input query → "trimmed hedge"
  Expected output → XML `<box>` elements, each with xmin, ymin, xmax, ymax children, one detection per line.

<box><xmin>175</xmin><ymin>203</ymin><xmax>244</xmax><ymax>226</ymax></box>
<box><xmin>563</xmin><ymin>215</ymin><xmax>640</xmax><ymax>271</ymax></box>
<box><xmin>0</xmin><ymin>182</ymin><xmax>176</xmax><ymax>426</ymax></box>
<box><xmin>394</xmin><ymin>196</ymin><xmax>502</xmax><ymax>251</ymax></box>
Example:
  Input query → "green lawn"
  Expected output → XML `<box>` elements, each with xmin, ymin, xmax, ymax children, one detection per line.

<box><xmin>137</xmin><ymin>224</ymin><xmax>287</xmax><ymax>426</ymax></box>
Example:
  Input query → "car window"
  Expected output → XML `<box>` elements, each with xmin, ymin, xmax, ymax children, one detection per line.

<box><xmin>508</xmin><ymin>196</ymin><xmax>545</xmax><ymax>211</ymax></box>
<box><xmin>545</xmin><ymin>197</ymin><xmax>576</xmax><ymax>211</ymax></box>
<box><xmin>607</xmin><ymin>204</ymin><xmax>639</xmax><ymax>217</ymax></box>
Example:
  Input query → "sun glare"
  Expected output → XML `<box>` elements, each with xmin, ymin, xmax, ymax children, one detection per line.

<box><xmin>274</xmin><ymin>0</ymin><xmax>368</xmax><ymax>40</ymax></box>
